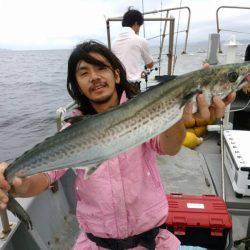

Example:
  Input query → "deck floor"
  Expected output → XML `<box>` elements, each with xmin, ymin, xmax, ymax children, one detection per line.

<box><xmin>157</xmin><ymin>132</ymin><xmax>250</xmax><ymax>250</ymax></box>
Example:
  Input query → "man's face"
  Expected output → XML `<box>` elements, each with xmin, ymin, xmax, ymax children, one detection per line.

<box><xmin>75</xmin><ymin>52</ymin><xmax>120</xmax><ymax>105</ymax></box>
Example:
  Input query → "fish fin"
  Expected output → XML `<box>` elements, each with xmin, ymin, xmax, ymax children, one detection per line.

<box><xmin>145</xmin><ymin>76</ymin><xmax>177</xmax><ymax>92</ymax></box>
<box><xmin>83</xmin><ymin>163</ymin><xmax>102</xmax><ymax>180</ymax></box>
<box><xmin>180</xmin><ymin>89</ymin><xmax>203</xmax><ymax>108</ymax></box>
<box><xmin>64</xmin><ymin>115</ymin><xmax>91</xmax><ymax>125</ymax></box>
<box><xmin>7</xmin><ymin>194</ymin><xmax>33</xmax><ymax>230</ymax></box>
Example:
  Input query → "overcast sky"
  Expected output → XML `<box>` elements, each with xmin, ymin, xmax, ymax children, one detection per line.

<box><xmin>0</xmin><ymin>0</ymin><xmax>249</xmax><ymax>50</ymax></box>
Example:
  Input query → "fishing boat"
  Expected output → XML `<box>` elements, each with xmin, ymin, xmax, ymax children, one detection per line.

<box><xmin>0</xmin><ymin>5</ymin><xmax>250</xmax><ymax>250</ymax></box>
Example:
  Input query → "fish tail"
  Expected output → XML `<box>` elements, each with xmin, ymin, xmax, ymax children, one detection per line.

<box><xmin>7</xmin><ymin>194</ymin><xmax>33</xmax><ymax>230</ymax></box>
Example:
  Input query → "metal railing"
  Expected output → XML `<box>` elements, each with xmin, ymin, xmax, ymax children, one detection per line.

<box><xmin>56</xmin><ymin>102</ymin><xmax>77</xmax><ymax>131</ymax></box>
<box><xmin>106</xmin><ymin>17</ymin><xmax>175</xmax><ymax>75</ymax></box>
<box><xmin>142</xmin><ymin>6</ymin><xmax>191</xmax><ymax>55</ymax></box>
<box><xmin>216</xmin><ymin>6</ymin><xmax>250</xmax><ymax>53</ymax></box>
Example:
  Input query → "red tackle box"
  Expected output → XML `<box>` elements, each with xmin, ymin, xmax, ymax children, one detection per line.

<box><xmin>166</xmin><ymin>194</ymin><xmax>232</xmax><ymax>249</ymax></box>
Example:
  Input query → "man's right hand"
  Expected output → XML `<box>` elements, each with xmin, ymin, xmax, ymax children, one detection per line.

<box><xmin>0</xmin><ymin>162</ymin><xmax>24</xmax><ymax>210</ymax></box>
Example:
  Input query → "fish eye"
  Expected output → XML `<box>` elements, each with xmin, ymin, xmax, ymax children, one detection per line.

<box><xmin>227</xmin><ymin>71</ymin><xmax>238</xmax><ymax>82</ymax></box>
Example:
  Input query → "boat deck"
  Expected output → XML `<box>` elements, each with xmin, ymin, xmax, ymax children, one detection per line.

<box><xmin>157</xmin><ymin>132</ymin><xmax>250</xmax><ymax>250</ymax></box>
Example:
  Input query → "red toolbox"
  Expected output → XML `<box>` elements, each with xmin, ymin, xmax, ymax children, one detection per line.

<box><xmin>166</xmin><ymin>194</ymin><xmax>232</xmax><ymax>249</ymax></box>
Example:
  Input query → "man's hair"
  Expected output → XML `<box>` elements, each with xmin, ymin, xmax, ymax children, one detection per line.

<box><xmin>67</xmin><ymin>40</ymin><xmax>139</xmax><ymax>115</ymax></box>
<box><xmin>122</xmin><ymin>8</ymin><xmax>144</xmax><ymax>27</ymax></box>
<box><xmin>245</xmin><ymin>44</ymin><xmax>250</xmax><ymax>61</ymax></box>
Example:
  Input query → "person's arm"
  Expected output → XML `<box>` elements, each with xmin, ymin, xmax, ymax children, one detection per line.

<box><xmin>146</xmin><ymin>61</ymin><xmax>154</xmax><ymax>70</ymax></box>
<box><xmin>159</xmin><ymin>92</ymin><xmax>236</xmax><ymax>155</ymax></box>
<box><xmin>159</xmin><ymin>120</ymin><xmax>186</xmax><ymax>156</ymax></box>
<box><xmin>141</xmin><ymin>39</ymin><xmax>154</xmax><ymax>70</ymax></box>
<box><xmin>242</xmin><ymin>83</ymin><xmax>250</xmax><ymax>94</ymax></box>
<box><xmin>0</xmin><ymin>163</ymin><xmax>49</xmax><ymax>210</ymax></box>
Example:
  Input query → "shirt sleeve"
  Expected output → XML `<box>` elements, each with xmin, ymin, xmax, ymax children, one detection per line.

<box><xmin>146</xmin><ymin>135</ymin><xmax>165</xmax><ymax>155</ymax></box>
<box><xmin>140</xmin><ymin>38</ymin><xmax>153</xmax><ymax>65</ymax></box>
<box><xmin>45</xmin><ymin>108</ymin><xmax>84</xmax><ymax>184</ymax></box>
<box><xmin>45</xmin><ymin>169</ymin><xmax>68</xmax><ymax>185</ymax></box>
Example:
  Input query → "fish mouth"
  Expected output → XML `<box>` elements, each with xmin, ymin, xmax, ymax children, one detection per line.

<box><xmin>236</xmin><ymin>73</ymin><xmax>250</xmax><ymax>90</ymax></box>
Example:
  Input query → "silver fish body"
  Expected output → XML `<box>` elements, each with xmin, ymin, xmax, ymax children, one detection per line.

<box><xmin>5</xmin><ymin>62</ymin><xmax>250</xmax><ymax>182</ymax></box>
<box><xmin>3</xmin><ymin>62</ymin><xmax>250</xmax><ymax>229</ymax></box>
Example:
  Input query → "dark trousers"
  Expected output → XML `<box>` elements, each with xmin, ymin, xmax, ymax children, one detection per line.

<box><xmin>130</xmin><ymin>81</ymin><xmax>141</xmax><ymax>91</ymax></box>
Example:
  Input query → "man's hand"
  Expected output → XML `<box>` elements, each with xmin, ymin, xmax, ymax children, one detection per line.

<box><xmin>0</xmin><ymin>162</ymin><xmax>26</xmax><ymax>210</ymax></box>
<box><xmin>243</xmin><ymin>83</ymin><xmax>250</xmax><ymax>94</ymax></box>
<box><xmin>182</xmin><ymin>93</ymin><xmax>236</xmax><ymax>125</ymax></box>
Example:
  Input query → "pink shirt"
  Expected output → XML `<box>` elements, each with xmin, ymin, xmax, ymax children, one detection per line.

<box><xmin>46</xmin><ymin>93</ymin><xmax>180</xmax><ymax>249</ymax></box>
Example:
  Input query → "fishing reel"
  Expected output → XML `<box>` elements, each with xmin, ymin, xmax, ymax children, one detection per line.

<box><xmin>141</xmin><ymin>66</ymin><xmax>158</xmax><ymax>88</ymax></box>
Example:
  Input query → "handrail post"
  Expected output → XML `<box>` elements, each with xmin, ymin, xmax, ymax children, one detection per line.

<box><xmin>106</xmin><ymin>17</ymin><xmax>175</xmax><ymax>76</ymax></box>
<box><xmin>106</xmin><ymin>19</ymin><xmax>111</xmax><ymax>50</ymax></box>
<box><xmin>182</xmin><ymin>7</ymin><xmax>191</xmax><ymax>54</ymax></box>
<box><xmin>168</xmin><ymin>18</ymin><xmax>175</xmax><ymax>75</ymax></box>
<box><xmin>0</xmin><ymin>210</ymin><xmax>11</xmax><ymax>239</ymax></box>
<box><xmin>216</xmin><ymin>7</ymin><xmax>222</xmax><ymax>53</ymax></box>
<box><xmin>216</xmin><ymin>6</ymin><xmax>250</xmax><ymax>54</ymax></box>
<box><xmin>158</xmin><ymin>10</ymin><xmax>169</xmax><ymax>75</ymax></box>
<box><xmin>142</xmin><ymin>7</ymin><xmax>191</xmax><ymax>54</ymax></box>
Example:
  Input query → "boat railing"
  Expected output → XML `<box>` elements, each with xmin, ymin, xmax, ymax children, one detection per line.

<box><xmin>106</xmin><ymin>17</ymin><xmax>175</xmax><ymax>76</ymax></box>
<box><xmin>56</xmin><ymin>101</ymin><xmax>77</xmax><ymax>131</ymax></box>
<box><xmin>142</xmin><ymin>7</ymin><xmax>191</xmax><ymax>57</ymax></box>
<box><xmin>216</xmin><ymin>5</ymin><xmax>250</xmax><ymax>53</ymax></box>
<box><xmin>108</xmin><ymin>7</ymin><xmax>190</xmax><ymax>55</ymax></box>
<box><xmin>0</xmin><ymin>101</ymin><xmax>77</xmax><ymax>239</ymax></box>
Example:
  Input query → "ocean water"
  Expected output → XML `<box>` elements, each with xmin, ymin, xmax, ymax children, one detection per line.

<box><xmin>0</xmin><ymin>49</ymin><xmax>72</xmax><ymax>161</ymax></box>
<box><xmin>0</xmin><ymin>43</ymin><xmax>247</xmax><ymax>162</ymax></box>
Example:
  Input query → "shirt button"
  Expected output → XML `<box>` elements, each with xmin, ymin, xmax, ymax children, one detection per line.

<box><xmin>147</xmin><ymin>172</ymin><xmax>151</xmax><ymax>176</ymax></box>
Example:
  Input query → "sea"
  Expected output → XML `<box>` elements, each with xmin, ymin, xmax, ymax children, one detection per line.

<box><xmin>0</xmin><ymin>42</ymin><xmax>247</xmax><ymax>162</ymax></box>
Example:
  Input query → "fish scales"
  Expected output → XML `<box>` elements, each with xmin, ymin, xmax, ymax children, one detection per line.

<box><xmin>3</xmin><ymin>62</ymin><xmax>250</xmax><ymax>229</ymax></box>
<box><xmin>5</xmin><ymin>63</ymin><xmax>250</xmax><ymax>183</ymax></box>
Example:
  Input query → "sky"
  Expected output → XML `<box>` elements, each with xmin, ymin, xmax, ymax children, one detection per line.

<box><xmin>0</xmin><ymin>0</ymin><xmax>249</xmax><ymax>50</ymax></box>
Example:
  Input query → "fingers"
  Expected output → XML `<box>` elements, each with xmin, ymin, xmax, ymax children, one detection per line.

<box><xmin>202</xmin><ymin>63</ymin><xmax>210</xmax><ymax>69</ymax></box>
<box><xmin>184</xmin><ymin>92</ymin><xmax>236</xmax><ymax>124</ymax></box>
<box><xmin>0</xmin><ymin>192</ymin><xmax>8</xmax><ymax>210</ymax></box>
<box><xmin>182</xmin><ymin>101</ymin><xmax>193</xmax><ymax>123</ymax></box>
<box><xmin>0</xmin><ymin>163</ymin><xmax>10</xmax><ymax>209</ymax></box>
<box><xmin>195</xmin><ymin>94</ymin><xmax>210</xmax><ymax>120</ymax></box>
<box><xmin>223</xmin><ymin>92</ymin><xmax>236</xmax><ymax>106</ymax></box>
<box><xmin>242</xmin><ymin>83</ymin><xmax>250</xmax><ymax>94</ymax></box>
<box><xmin>209</xmin><ymin>92</ymin><xmax>236</xmax><ymax>120</ymax></box>
<box><xmin>210</xmin><ymin>96</ymin><xmax>226</xmax><ymax>119</ymax></box>
<box><xmin>0</xmin><ymin>162</ymin><xmax>10</xmax><ymax>190</ymax></box>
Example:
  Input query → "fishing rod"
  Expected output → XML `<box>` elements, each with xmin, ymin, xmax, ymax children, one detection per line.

<box><xmin>142</xmin><ymin>66</ymin><xmax>158</xmax><ymax>90</ymax></box>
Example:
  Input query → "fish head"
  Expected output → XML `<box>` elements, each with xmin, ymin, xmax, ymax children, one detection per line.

<box><xmin>215</xmin><ymin>62</ymin><xmax>250</xmax><ymax>93</ymax></box>
<box><xmin>232</xmin><ymin>62</ymin><xmax>250</xmax><ymax>91</ymax></box>
<box><xmin>198</xmin><ymin>62</ymin><xmax>250</xmax><ymax>97</ymax></box>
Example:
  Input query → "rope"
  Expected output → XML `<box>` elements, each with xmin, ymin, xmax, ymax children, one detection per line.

<box><xmin>229</xmin><ymin>98</ymin><xmax>250</xmax><ymax>112</ymax></box>
<box><xmin>220</xmin><ymin>28</ymin><xmax>250</xmax><ymax>35</ymax></box>
<box><xmin>158</xmin><ymin>0</ymin><xmax>163</xmax><ymax>72</ymax></box>
<box><xmin>141</xmin><ymin>0</ymin><xmax>146</xmax><ymax>38</ymax></box>
<box><xmin>172</xmin><ymin>0</ymin><xmax>183</xmax><ymax>74</ymax></box>
<box><xmin>146</xmin><ymin>30</ymin><xmax>186</xmax><ymax>41</ymax></box>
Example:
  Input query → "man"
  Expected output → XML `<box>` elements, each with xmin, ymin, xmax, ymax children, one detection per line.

<box><xmin>233</xmin><ymin>44</ymin><xmax>250</xmax><ymax>130</ymax></box>
<box><xmin>0</xmin><ymin>41</ymin><xmax>235</xmax><ymax>249</ymax></box>
<box><xmin>112</xmin><ymin>8</ymin><xmax>154</xmax><ymax>91</ymax></box>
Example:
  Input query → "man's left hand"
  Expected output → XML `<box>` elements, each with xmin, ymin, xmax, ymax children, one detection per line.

<box><xmin>182</xmin><ymin>92</ymin><xmax>236</xmax><ymax>124</ymax></box>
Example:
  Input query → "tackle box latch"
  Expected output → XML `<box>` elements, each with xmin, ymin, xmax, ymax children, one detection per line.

<box><xmin>209</xmin><ymin>217</ymin><xmax>224</xmax><ymax>236</ymax></box>
<box><xmin>173</xmin><ymin>216</ymin><xmax>187</xmax><ymax>235</ymax></box>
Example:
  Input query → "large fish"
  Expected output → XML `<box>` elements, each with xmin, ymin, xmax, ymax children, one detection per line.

<box><xmin>3</xmin><ymin>62</ymin><xmax>250</xmax><ymax>229</ymax></box>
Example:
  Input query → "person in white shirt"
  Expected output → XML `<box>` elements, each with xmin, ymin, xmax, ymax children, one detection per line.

<box><xmin>112</xmin><ymin>8</ymin><xmax>154</xmax><ymax>91</ymax></box>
